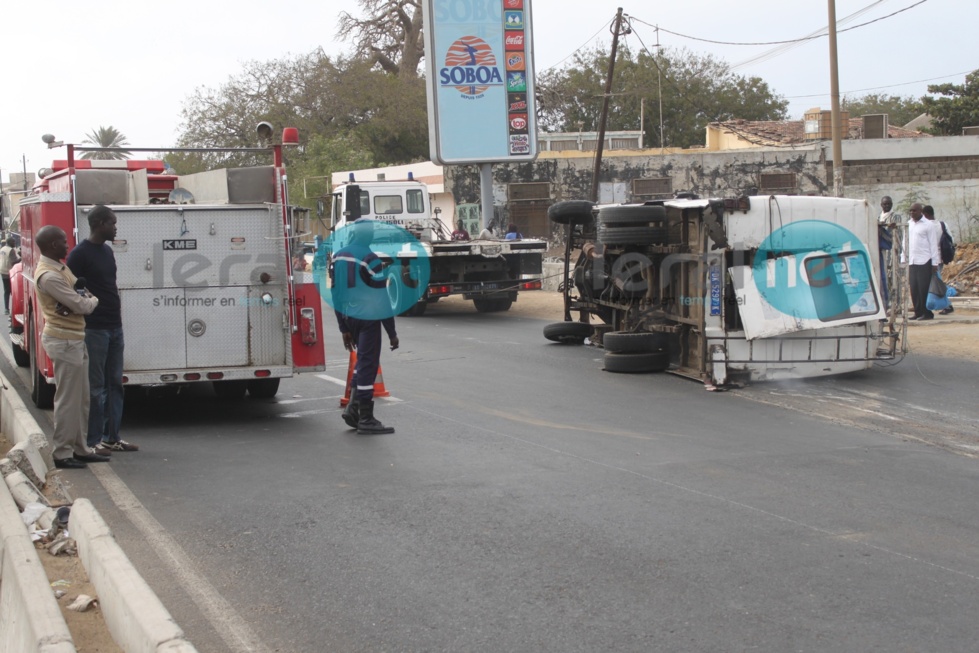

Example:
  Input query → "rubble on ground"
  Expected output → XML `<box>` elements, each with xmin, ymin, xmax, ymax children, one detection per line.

<box><xmin>944</xmin><ymin>242</ymin><xmax>979</xmax><ymax>296</ymax></box>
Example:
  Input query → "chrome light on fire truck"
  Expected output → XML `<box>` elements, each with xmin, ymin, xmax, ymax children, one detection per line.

<box><xmin>187</xmin><ymin>319</ymin><xmax>206</xmax><ymax>337</ymax></box>
<box><xmin>261</xmin><ymin>293</ymin><xmax>274</xmax><ymax>306</ymax></box>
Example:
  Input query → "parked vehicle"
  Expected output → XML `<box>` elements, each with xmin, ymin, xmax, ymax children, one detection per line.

<box><xmin>327</xmin><ymin>177</ymin><xmax>545</xmax><ymax>316</ymax></box>
<box><xmin>544</xmin><ymin>194</ymin><xmax>902</xmax><ymax>387</ymax></box>
<box><xmin>13</xmin><ymin>127</ymin><xmax>325</xmax><ymax>407</ymax></box>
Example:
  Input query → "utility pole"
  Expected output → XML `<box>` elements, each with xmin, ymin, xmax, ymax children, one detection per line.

<box><xmin>827</xmin><ymin>0</ymin><xmax>844</xmax><ymax>197</ymax></box>
<box><xmin>590</xmin><ymin>7</ymin><xmax>625</xmax><ymax>203</ymax></box>
<box><xmin>656</xmin><ymin>25</ymin><xmax>664</xmax><ymax>149</ymax></box>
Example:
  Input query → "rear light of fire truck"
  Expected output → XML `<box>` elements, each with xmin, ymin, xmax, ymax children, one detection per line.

<box><xmin>520</xmin><ymin>280</ymin><xmax>542</xmax><ymax>291</ymax></box>
<box><xmin>430</xmin><ymin>285</ymin><xmax>452</xmax><ymax>297</ymax></box>
<box><xmin>300</xmin><ymin>307</ymin><xmax>317</xmax><ymax>344</ymax></box>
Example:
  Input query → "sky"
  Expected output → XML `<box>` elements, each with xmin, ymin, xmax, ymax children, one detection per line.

<box><xmin>2</xmin><ymin>0</ymin><xmax>975</xmax><ymax>188</ymax></box>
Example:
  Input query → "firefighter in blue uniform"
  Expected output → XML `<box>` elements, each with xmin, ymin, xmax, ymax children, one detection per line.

<box><xmin>331</xmin><ymin>219</ymin><xmax>398</xmax><ymax>434</ymax></box>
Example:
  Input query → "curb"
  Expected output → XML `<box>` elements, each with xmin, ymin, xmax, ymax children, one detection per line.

<box><xmin>0</xmin><ymin>374</ymin><xmax>199</xmax><ymax>652</ymax></box>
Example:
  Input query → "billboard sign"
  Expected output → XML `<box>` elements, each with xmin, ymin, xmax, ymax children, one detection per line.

<box><xmin>422</xmin><ymin>0</ymin><xmax>538</xmax><ymax>165</ymax></box>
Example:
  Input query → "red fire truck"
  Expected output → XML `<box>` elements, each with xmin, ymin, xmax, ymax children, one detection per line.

<box><xmin>10</xmin><ymin>126</ymin><xmax>326</xmax><ymax>407</ymax></box>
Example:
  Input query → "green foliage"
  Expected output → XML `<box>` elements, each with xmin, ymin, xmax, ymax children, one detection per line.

<box><xmin>538</xmin><ymin>45</ymin><xmax>788</xmax><ymax>148</ymax></box>
<box><xmin>921</xmin><ymin>70</ymin><xmax>979</xmax><ymax>135</ymax></box>
<box><xmin>81</xmin><ymin>126</ymin><xmax>131</xmax><ymax>160</ymax></box>
<box><xmin>172</xmin><ymin>50</ymin><xmax>429</xmax><ymax>176</ymax></box>
<box><xmin>895</xmin><ymin>183</ymin><xmax>931</xmax><ymax>215</ymax></box>
<box><xmin>841</xmin><ymin>93</ymin><xmax>925</xmax><ymax>128</ymax></box>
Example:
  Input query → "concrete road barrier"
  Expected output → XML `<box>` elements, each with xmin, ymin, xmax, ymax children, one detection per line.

<box><xmin>1</xmin><ymin>374</ymin><xmax>199</xmax><ymax>652</ymax></box>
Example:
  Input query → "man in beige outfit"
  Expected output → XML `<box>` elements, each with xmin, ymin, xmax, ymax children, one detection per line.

<box><xmin>34</xmin><ymin>226</ymin><xmax>108</xmax><ymax>469</ymax></box>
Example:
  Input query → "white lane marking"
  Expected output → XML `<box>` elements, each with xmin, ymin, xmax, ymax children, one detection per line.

<box><xmin>316</xmin><ymin>374</ymin><xmax>348</xmax><ymax>387</ymax></box>
<box><xmin>91</xmin><ymin>465</ymin><xmax>272</xmax><ymax>653</ymax></box>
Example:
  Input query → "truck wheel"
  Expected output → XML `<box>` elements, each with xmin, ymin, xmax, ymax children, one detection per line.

<box><xmin>548</xmin><ymin>200</ymin><xmax>595</xmax><ymax>225</ymax></box>
<box><xmin>248</xmin><ymin>378</ymin><xmax>280</xmax><ymax>398</ymax></box>
<box><xmin>213</xmin><ymin>380</ymin><xmax>248</xmax><ymax>399</ymax></box>
<box><xmin>492</xmin><ymin>297</ymin><xmax>513</xmax><ymax>312</ymax></box>
<box><xmin>603</xmin><ymin>351</ymin><xmax>670</xmax><ymax>373</ymax></box>
<box><xmin>473</xmin><ymin>298</ymin><xmax>496</xmax><ymax>313</ymax></box>
<box><xmin>597</xmin><ymin>205</ymin><xmax>666</xmax><ymax>226</ymax></box>
<box><xmin>543</xmin><ymin>321</ymin><xmax>592</xmax><ymax>344</ymax></box>
<box><xmin>29</xmin><ymin>318</ymin><xmax>55</xmax><ymax>409</ymax></box>
<box><xmin>602</xmin><ymin>331</ymin><xmax>669</xmax><ymax>354</ymax></box>
<box><xmin>402</xmin><ymin>301</ymin><xmax>427</xmax><ymax>317</ymax></box>
<box><xmin>597</xmin><ymin>224</ymin><xmax>668</xmax><ymax>246</ymax></box>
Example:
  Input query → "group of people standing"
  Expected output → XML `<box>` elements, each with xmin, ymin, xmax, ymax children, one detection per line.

<box><xmin>34</xmin><ymin>205</ymin><xmax>137</xmax><ymax>470</ymax></box>
<box><xmin>878</xmin><ymin>196</ymin><xmax>955</xmax><ymax>321</ymax></box>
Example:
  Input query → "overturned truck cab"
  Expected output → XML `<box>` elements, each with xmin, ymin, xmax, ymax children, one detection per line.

<box><xmin>545</xmin><ymin>195</ymin><xmax>904</xmax><ymax>387</ymax></box>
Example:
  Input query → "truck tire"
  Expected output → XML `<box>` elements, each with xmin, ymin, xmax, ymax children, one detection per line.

<box><xmin>402</xmin><ymin>301</ymin><xmax>428</xmax><ymax>317</ymax></box>
<box><xmin>213</xmin><ymin>380</ymin><xmax>248</xmax><ymax>400</ymax></box>
<box><xmin>602</xmin><ymin>331</ymin><xmax>669</xmax><ymax>354</ymax></box>
<box><xmin>473</xmin><ymin>297</ymin><xmax>512</xmax><ymax>313</ymax></box>
<box><xmin>29</xmin><ymin>317</ymin><xmax>55</xmax><ymax>409</ymax></box>
<box><xmin>548</xmin><ymin>200</ymin><xmax>595</xmax><ymax>225</ymax></box>
<box><xmin>597</xmin><ymin>205</ymin><xmax>666</xmax><ymax>226</ymax></box>
<box><xmin>603</xmin><ymin>351</ymin><xmax>670</xmax><ymax>373</ymax></box>
<box><xmin>543</xmin><ymin>321</ymin><xmax>592</xmax><ymax>344</ymax></box>
<box><xmin>248</xmin><ymin>378</ymin><xmax>280</xmax><ymax>398</ymax></box>
<box><xmin>597</xmin><ymin>224</ymin><xmax>668</xmax><ymax>246</ymax></box>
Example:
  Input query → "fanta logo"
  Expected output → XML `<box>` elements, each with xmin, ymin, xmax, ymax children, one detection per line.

<box><xmin>440</xmin><ymin>36</ymin><xmax>503</xmax><ymax>97</ymax></box>
<box><xmin>506</xmin><ymin>53</ymin><xmax>525</xmax><ymax>71</ymax></box>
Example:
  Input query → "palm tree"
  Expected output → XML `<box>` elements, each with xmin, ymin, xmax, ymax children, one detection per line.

<box><xmin>80</xmin><ymin>126</ymin><xmax>132</xmax><ymax>160</ymax></box>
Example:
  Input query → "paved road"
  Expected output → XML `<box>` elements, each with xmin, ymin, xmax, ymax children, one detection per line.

<box><xmin>6</xmin><ymin>303</ymin><xmax>979</xmax><ymax>652</ymax></box>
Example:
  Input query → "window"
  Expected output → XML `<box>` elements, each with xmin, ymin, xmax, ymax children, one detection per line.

<box><xmin>508</xmin><ymin>182</ymin><xmax>550</xmax><ymax>201</ymax></box>
<box><xmin>804</xmin><ymin>251</ymin><xmax>879</xmax><ymax>321</ymax></box>
<box><xmin>406</xmin><ymin>189</ymin><xmax>425</xmax><ymax>213</ymax></box>
<box><xmin>759</xmin><ymin>173</ymin><xmax>797</xmax><ymax>193</ymax></box>
<box><xmin>374</xmin><ymin>195</ymin><xmax>403</xmax><ymax>215</ymax></box>
<box><xmin>633</xmin><ymin>177</ymin><xmax>672</xmax><ymax>197</ymax></box>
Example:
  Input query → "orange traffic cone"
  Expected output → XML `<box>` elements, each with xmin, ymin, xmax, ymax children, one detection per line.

<box><xmin>340</xmin><ymin>350</ymin><xmax>391</xmax><ymax>407</ymax></box>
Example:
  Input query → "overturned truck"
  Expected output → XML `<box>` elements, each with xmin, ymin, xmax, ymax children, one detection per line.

<box><xmin>544</xmin><ymin>195</ymin><xmax>904</xmax><ymax>387</ymax></box>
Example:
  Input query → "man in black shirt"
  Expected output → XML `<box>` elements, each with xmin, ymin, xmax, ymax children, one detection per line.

<box><xmin>67</xmin><ymin>205</ymin><xmax>139</xmax><ymax>454</ymax></box>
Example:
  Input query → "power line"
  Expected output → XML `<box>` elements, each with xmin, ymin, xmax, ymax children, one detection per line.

<box><xmin>628</xmin><ymin>0</ymin><xmax>927</xmax><ymax>48</ymax></box>
<box><xmin>785</xmin><ymin>69</ymin><xmax>976</xmax><ymax>99</ymax></box>
<box><xmin>539</xmin><ymin>17</ymin><xmax>614</xmax><ymax>73</ymax></box>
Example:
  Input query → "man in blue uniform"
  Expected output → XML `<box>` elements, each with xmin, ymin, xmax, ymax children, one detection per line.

<box><xmin>331</xmin><ymin>220</ymin><xmax>398</xmax><ymax>434</ymax></box>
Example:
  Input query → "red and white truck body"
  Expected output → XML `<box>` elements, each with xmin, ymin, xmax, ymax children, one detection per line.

<box><xmin>13</xmin><ymin>136</ymin><xmax>325</xmax><ymax>405</ymax></box>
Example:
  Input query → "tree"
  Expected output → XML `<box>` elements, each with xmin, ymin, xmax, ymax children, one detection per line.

<box><xmin>538</xmin><ymin>46</ymin><xmax>788</xmax><ymax>149</ymax></box>
<box><xmin>921</xmin><ymin>70</ymin><xmax>979</xmax><ymax>136</ymax></box>
<box><xmin>173</xmin><ymin>49</ymin><xmax>429</xmax><ymax>209</ymax></box>
<box><xmin>81</xmin><ymin>126</ymin><xmax>131</xmax><ymax>160</ymax></box>
<box><xmin>337</xmin><ymin>0</ymin><xmax>424</xmax><ymax>79</ymax></box>
<box><xmin>841</xmin><ymin>93</ymin><xmax>925</xmax><ymax>128</ymax></box>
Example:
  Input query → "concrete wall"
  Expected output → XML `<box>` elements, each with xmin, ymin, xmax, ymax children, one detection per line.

<box><xmin>443</xmin><ymin>136</ymin><xmax>979</xmax><ymax>244</ymax></box>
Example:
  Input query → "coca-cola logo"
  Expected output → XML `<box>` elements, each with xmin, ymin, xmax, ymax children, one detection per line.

<box><xmin>505</xmin><ymin>32</ymin><xmax>524</xmax><ymax>50</ymax></box>
<box><xmin>504</xmin><ymin>0</ymin><xmax>523</xmax><ymax>8</ymax></box>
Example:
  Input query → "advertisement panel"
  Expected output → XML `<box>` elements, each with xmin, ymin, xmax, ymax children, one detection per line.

<box><xmin>423</xmin><ymin>0</ymin><xmax>538</xmax><ymax>164</ymax></box>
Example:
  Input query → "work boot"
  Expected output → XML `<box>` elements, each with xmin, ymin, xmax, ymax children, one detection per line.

<box><xmin>357</xmin><ymin>400</ymin><xmax>394</xmax><ymax>435</ymax></box>
<box><xmin>341</xmin><ymin>400</ymin><xmax>360</xmax><ymax>429</ymax></box>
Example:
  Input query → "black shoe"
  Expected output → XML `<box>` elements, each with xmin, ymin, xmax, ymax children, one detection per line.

<box><xmin>341</xmin><ymin>401</ymin><xmax>360</xmax><ymax>429</ymax></box>
<box><xmin>908</xmin><ymin>315</ymin><xmax>920</xmax><ymax>321</ymax></box>
<box><xmin>55</xmin><ymin>457</ymin><xmax>87</xmax><ymax>469</ymax></box>
<box><xmin>74</xmin><ymin>452</ymin><xmax>111</xmax><ymax>463</ymax></box>
<box><xmin>939</xmin><ymin>306</ymin><xmax>954</xmax><ymax>315</ymax></box>
<box><xmin>357</xmin><ymin>400</ymin><xmax>395</xmax><ymax>435</ymax></box>
<box><xmin>920</xmin><ymin>313</ymin><xmax>934</xmax><ymax>321</ymax></box>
